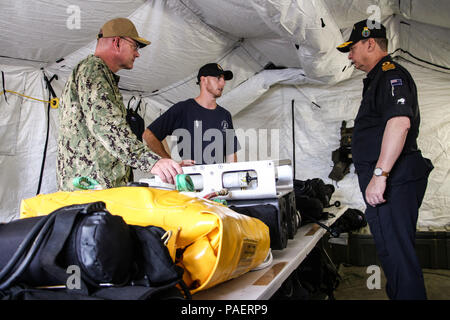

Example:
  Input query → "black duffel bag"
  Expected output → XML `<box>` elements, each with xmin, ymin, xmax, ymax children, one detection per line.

<box><xmin>0</xmin><ymin>202</ymin><xmax>189</xmax><ymax>300</ymax></box>
<box><xmin>294</xmin><ymin>178</ymin><xmax>339</xmax><ymax>225</ymax></box>
<box><xmin>230</xmin><ymin>204</ymin><xmax>288</xmax><ymax>250</ymax></box>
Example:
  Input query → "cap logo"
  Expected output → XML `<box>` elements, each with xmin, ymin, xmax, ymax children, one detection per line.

<box><xmin>362</xmin><ymin>27</ymin><xmax>370</xmax><ymax>38</ymax></box>
<box><xmin>217</xmin><ymin>64</ymin><xmax>223</xmax><ymax>71</ymax></box>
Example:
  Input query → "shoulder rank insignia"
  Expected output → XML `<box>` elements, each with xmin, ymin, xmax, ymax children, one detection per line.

<box><xmin>382</xmin><ymin>61</ymin><xmax>396</xmax><ymax>71</ymax></box>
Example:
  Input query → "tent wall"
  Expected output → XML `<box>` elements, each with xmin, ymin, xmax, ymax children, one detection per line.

<box><xmin>229</xmin><ymin>58</ymin><xmax>450</xmax><ymax>228</ymax></box>
<box><xmin>0</xmin><ymin>66</ymin><xmax>60</xmax><ymax>222</ymax></box>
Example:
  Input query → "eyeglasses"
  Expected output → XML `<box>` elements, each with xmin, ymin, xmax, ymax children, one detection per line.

<box><xmin>120</xmin><ymin>37</ymin><xmax>140</xmax><ymax>53</ymax></box>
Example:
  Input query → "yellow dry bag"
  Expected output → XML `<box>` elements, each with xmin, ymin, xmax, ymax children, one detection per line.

<box><xmin>20</xmin><ymin>187</ymin><xmax>270</xmax><ymax>294</ymax></box>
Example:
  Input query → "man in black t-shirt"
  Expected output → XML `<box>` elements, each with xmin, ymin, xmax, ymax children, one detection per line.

<box><xmin>337</xmin><ymin>19</ymin><xmax>433</xmax><ymax>300</ymax></box>
<box><xmin>143</xmin><ymin>63</ymin><xmax>240</xmax><ymax>165</ymax></box>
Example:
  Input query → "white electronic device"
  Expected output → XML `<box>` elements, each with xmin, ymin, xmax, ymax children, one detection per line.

<box><xmin>180</xmin><ymin>159</ymin><xmax>293</xmax><ymax>200</ymax></box>
<box><xmin>138</xmin><ymin>175</ymin><xmax>176</xmax><ymax>190</ymax></box>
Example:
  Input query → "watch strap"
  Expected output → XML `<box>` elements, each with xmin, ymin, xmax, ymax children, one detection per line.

<box><xmin>374</xmin><ymin>167</ymin><xmax>389</xmax><ymax>177</ymax></box>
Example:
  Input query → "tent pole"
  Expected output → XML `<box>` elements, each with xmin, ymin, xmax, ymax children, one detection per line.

<box><xmin>291</xmin><ymin>99</ymin><xmax>295</xmax><ymax>180</ymax></box>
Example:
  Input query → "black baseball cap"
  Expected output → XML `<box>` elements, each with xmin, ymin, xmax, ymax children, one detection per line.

<box><xmin>196</xmin><ymin>63</ymin><xmax>233</xmax><ymax>84</ymax></box>
<box><xmin>337</xmin><ymin>19</ymin><xmax>386</xmax><ymax>53</ymax></box>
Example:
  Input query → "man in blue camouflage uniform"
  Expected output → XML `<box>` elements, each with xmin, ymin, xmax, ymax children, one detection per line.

<box><xmin>337</xmin><ymin>20</ymin><xmax>433</xmax><ymax>299</ymax></box>
<box><xmin>57</xmin><ymin>18</ymin><xmax>183</xmax><ymax>191</ymax></box>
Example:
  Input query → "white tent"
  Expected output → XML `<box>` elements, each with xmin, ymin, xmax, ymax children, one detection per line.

<box><xmin>1</xmin><ymin>0</ymin><xmax>449</xmax><ymax>229</ymax></box>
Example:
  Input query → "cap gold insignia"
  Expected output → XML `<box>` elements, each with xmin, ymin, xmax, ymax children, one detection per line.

<box><xmin>362</xmin><ymin>27</ymin><xmax>370</xmax><ymax>37</ymax></box>
<box><xmin>382</xmin><ymin>61</ymin><xmax>396</xmax><ymax>71</ymax></box>
<box><xmin>217</xmin><ymin>64</ymin><xmax>223</xmax><ymax>71</ymax></box>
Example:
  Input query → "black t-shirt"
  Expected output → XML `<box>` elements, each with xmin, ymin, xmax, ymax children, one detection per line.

<box><xmin>352</xmin><ymin>55</ymin><xmax>420</xmax><ymax>165</ymax></box>
<box><xmin>148</xmin><ymin>98</ymin><xmax>240</xmax><ymax>164</ymax></box>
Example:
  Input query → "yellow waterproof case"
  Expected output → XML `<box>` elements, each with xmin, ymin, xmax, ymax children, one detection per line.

<box><xmin>20</xmin><ymin>187</ymin><xmax>270</xmax><ymax>293</ymax></box>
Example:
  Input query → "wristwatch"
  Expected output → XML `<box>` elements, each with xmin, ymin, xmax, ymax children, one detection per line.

<box><xmin>373</xmin><ymin>167</ymin><xmax>389</xmax><ymax>177</ymax></box>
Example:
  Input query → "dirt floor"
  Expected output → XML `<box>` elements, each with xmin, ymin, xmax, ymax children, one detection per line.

<box><xmin>333</xmin><ymin>264</ymin><xmax>450</xmax><ymax>300</ymax></box>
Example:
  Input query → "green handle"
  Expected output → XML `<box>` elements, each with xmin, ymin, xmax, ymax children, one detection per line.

<box><xmin>175</xmin><ymin>174</ymin><xmax>194</xmax><ymax>192</ymax></box>
<box><xmin>73</xmin><ymin>176</ymin><xmax>100</xmax><ymax>190</ymax></box>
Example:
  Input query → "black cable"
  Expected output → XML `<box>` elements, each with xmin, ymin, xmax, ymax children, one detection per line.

<box><xmin>135</xmin><ymin>97</ymin><xmax>142</xmax><ymax>113</ymax></box>
<box><xmin>302</xmin><ymin>211</ymin><xmax>340</xmax><ymax>238</ymax></box>
<box><xmin>291</xmin><ymin>99</ymin><xmax>296</xmax><ymax>179</ymax></box>
<box><xmin>127</xmin><ymin>96</ymin><xmax>136</xmax><ymax>111</ymax></box>
<box><xmin>1</xmin><ymin>71</ymin><xmax>8</xmax><ymax>104</ymax></box>
<box><xmin>0</xmin><ymin>55</ymin><xmax>48</xmax><ymax>64</ymax></box>
<box><xmin>36</xmin><ymin>102</ymin><xmax>50</xmax><ymax>195</ymax></box>
<box><xmin>391</xmin><ymin>48</ymin><xmax>450</xmax><ymax>71</ymax></box>
<box><xmin>36</xmin><ymin>72</ymin><xmax>57</xmax><ymax>195</ymax></box>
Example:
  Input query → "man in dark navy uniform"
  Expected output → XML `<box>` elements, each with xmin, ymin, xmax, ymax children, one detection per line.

<box><xmin>337</xmin><ymin>19</ymin><xmax>433</xmax><ymax>299</ymax></box>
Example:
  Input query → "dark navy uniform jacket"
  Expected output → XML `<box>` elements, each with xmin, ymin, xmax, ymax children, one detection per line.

<box><xmin>351</xmin><ymin>55</ymin><xmax>433</xmax><ymax>195</ymax></box>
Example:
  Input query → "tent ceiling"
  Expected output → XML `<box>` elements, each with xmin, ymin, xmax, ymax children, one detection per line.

<box><xmin>0</xmin><ymin>0</ymin><xmax>146</xmax><ymax>64</ymax></box>
<box><xmin>183</xmin><ymin>0</ymin><xmax>279</xmax><ymax>39</ymax></box>
<box><xmin>1</xmin><ymin>0</ymin><xmax>450</xmax><ymax>92</ymax></box>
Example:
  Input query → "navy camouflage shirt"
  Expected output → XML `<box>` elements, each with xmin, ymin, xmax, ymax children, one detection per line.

<box><xmin>57</xmin><ymin>55</ymin><xmax>160</xmax><ymax>190</ymax></box>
